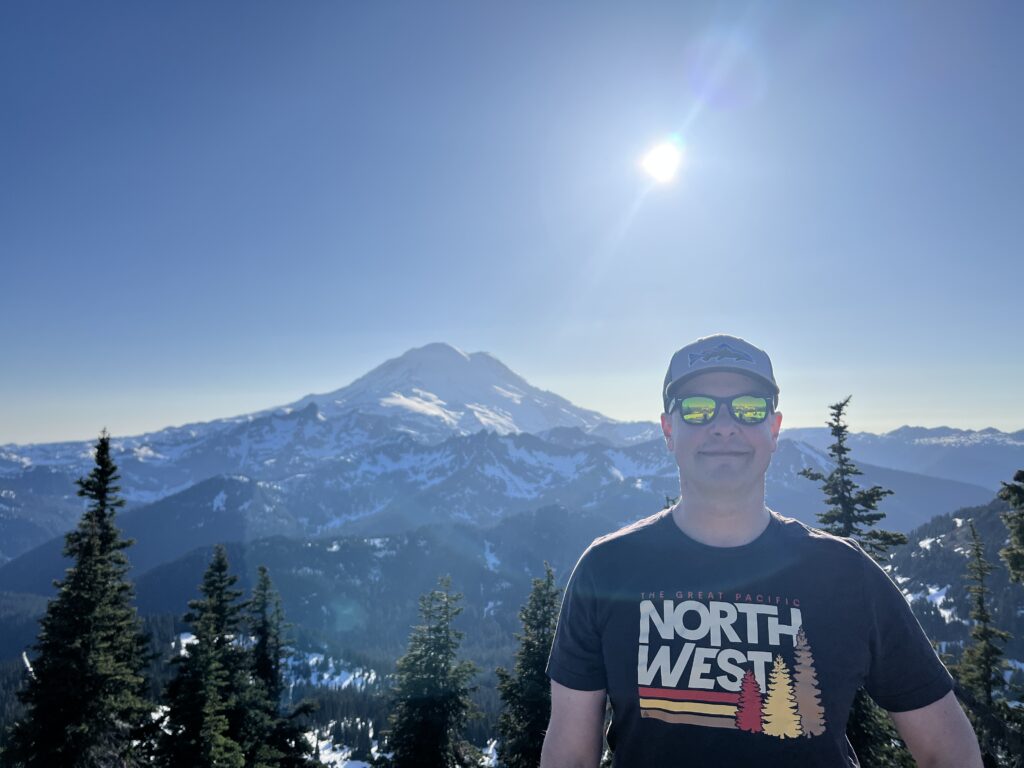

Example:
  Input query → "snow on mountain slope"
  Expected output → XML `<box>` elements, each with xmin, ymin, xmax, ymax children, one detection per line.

<box><xmin>277</xmin><ymin>342</ymin><xmax>612</xmax><ymax>439</ymax></box>
<box><xmin>0</xmin><ymin>344</ymin><xmax>1012</xmax><ymax>566</ymax></box>
<box><xmin>0</xmin><ymin>344</ymin><xmax>638</xmax><ymax>495</ymax></box>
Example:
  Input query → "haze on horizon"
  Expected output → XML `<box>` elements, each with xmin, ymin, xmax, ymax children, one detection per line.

<box><xmin>2</xmin><ymin>2</ymin><xmax>1021</xmax><ymax>445</ymax></box>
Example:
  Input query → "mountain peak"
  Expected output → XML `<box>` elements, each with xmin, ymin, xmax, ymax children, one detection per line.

<box><xmin>399</xmin><ymin>342</ymin><xmax>472</xmax><ymax>365</ymax></box>
<box><xmin>284</xmin><ymin>343</ymin><xmax>608</xmax><ymax>440</ymax></box>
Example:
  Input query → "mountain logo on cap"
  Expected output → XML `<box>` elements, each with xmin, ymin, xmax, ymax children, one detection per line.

<box><xmin>688</xmin><ymin>343</ymin><xmax>755</xmax><ymax>367</ymax></box>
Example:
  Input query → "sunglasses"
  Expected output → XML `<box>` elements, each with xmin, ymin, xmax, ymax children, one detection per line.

<box><xmin>667</xmin><ymin>394</ymin><xmax>773</xmax><ymax>425</ymax></box>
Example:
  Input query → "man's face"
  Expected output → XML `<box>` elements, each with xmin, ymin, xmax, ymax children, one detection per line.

<box><xmin>660</xmin><ymin>371</ymin><xmax>783</xmax><ymax>496</ymax></box>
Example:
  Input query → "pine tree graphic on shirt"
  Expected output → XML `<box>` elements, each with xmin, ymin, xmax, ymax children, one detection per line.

<box><xmin>793</xmin><ymin>627</ymin><xmax>826</xmax><ymax>737</ymax></box>
<box><xmin>762</xmin><ymin>655</ymin><xmax>802</xmax><ymax>738</ymax></box>
<box><xmin>735</xmin><ymin>668</ymin><xmax>764</xmax><ymax>733</ymax></box>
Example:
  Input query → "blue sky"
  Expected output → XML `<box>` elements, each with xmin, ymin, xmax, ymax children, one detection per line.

<box><xmin>2</xmin><ymin>1</ymin><xmax>1021</xmax><ymax>444</ymax></box>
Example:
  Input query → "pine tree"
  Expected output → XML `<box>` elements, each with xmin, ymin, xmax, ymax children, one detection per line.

<box><xmin>761</xmin><ymin>655</ymin><xmax>801</xmax><ymax>738</ymax></box>
<box><xmin>735</xmin><ymin>668</ymin><xmax>763</xmax><ymax>733</ymax></box>
<box><xmin>844</xmin><ymin>691</ymin><xmax>913</xmax><ymax>768</ymax></box>
<box><xmin>159</xmin><ymin>545</ymin><xmax>246</xmax><ymax>768</ymax></box>
<box><xmin>799</xmin><ymin>396</ymin><xmax>907</xmax><ymax>559</ymax></box>
<box><xmin>2</xmin><ymin>431</ymin><xmax>154</xmax><ymax>768</ymax></box>
<box><xmin>496</xmin><ymin>563</ymin><xmax>561</xmax><ymax>768</ymax></box>
<box><xmin>800</xmin><ymin>397</ymin><xmax>913</xmax><ymax>764</ymax></box>
<box><xmin>378</xmin><ymin>576</ymin><xmax>477</xmax><ymax>768</ymax></box>
<box><xmin>959</xmin><ymin>522</ymin><xmax>1010</xmax><ymax>708</ymax></box>
<box><xmin>956</xmin><ymin>522</ymin><xmax>1013</xmax><ymax>765</ymax></box>
<box><xmin>245</xmin><ymin>566</ymin><xmax>321</xmax><ymax>768</ymax></box>
<box><xmin>793</xmin><ymin>628</ymin><xmax>826</xmax><ymax>737</ymax></box>
<box><xmin>998</xmin><ymin>469</ymin><xmax>1024</xmax><ymax>583</ymax></box>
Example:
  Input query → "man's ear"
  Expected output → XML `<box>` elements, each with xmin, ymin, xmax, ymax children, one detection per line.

<box><xmin>660</xmin><ymin>412</ymin><xmax>673</xmax><ymax>448</ymax></box>
<box><xmin>770</xmin><ymin>410</ymin><xmax>783</xmax><ymax>449</ymax></box>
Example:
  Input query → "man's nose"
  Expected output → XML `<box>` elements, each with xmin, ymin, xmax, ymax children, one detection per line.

<box><xmin>709</xmin><ymin>402</ymin><xmax>738</xmax><ymax>435</ymax></box>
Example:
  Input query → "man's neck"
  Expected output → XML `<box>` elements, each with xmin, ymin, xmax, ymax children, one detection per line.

<box><xmin>670</xmin><ymin>488</ymin><xmax>770</xmax><ymax>547</ymax></box>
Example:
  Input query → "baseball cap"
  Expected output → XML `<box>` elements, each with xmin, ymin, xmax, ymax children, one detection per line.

<box><xmin>663</xmin><ymin>334</ymin><xmax>779</xmax><ymax>412</ymax></box>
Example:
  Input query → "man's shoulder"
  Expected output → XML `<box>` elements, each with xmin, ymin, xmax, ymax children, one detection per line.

<box><xmin>770</xmin><ymin>510</ymin><xmax>871</xmax><ymax>562</ymax></box>
<box><xmin>584</xmin><ymin>509</ymin><xmax>673</xmax><ymax>557</ymax></box>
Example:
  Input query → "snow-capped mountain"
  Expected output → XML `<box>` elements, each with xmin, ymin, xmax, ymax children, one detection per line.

<box><xmin>0</xmin><ymin>343</ymin><xmax>1011</xmax><ymax>566</ymax></box>
<box><xmin>277</xmin><ymin>342</ymin><xmax>614</xmax><ymax>439</ymax></box>
<box><xmin>0</xmin><ymin>343</ymin><xmax>657</xmax><ymax>559</ymax></box>
<box><xmin>0</xmin><ymin>343</ymin><xmax>654</xmax><ymax>493</ymax></box>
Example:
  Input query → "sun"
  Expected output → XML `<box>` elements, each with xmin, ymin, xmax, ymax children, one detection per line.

<box><xmin>641</xmin><ymin>141</ymin><xmax>684</xmax><ymax>183</ymax></box>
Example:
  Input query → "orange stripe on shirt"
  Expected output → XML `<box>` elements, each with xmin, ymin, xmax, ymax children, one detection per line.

<box><xmin>637</xmin><ymin>687</ymin><xmax>740</xmax><ymax>704</ymax></box>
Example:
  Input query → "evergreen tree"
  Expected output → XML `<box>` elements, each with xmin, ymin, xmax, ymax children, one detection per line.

<box><xmin>956</xmin><ymin>522</ymin><xmax>1013</xmax><ymax>766</ymax></box>
<box><xmin>843</xmin><ymin>691</ymin><xmax>913</xmax><ymax>768</ymax></box>
<box><xmin>800</xmin><ymin>397</ymin><xmax>913</xmax><ymax>765</ymax></box>
<box><xmin>2</xmin><ymin>431</ymin><xmax>154</xmax><ymax>768</ymax></box>
<box><xmin>378</xmin><ymin>576</ymin><xmax>477</xmax><ymax>768</ymax></box>
<box><xmin>959</xmin><ymin>522</ymin><xmax>1010</xmax><ymax>708</ymax></box>
<box><xmin>495</xmin><ymin>563</ymin><xmax>561</xmax><ymax>768</ymax></box>
<box><xmin>998</xmin><ymin>469</ymin><xmax>1024</xmax><ymax>583</ymax></box>
<box><xmin>159</xmin><ymin>545</ymin><xmax>247</xmax><ymax>768</ymax></box>
<box><xmin>735</xmin><ymin>669</ymin><xmax>763</xmax><ymax>733</ymax></box>
<box><xmin>245</xmin><ymin>566</ymin><xmax>322</xmax><ymax>768</ymax></box>
<box><xmin>793</xmin><ymin>628</ymin><xmax>826</xmax><ymax>737</ymax></box>
<box><xmin>799</xmin><ymin>396</ymin><xmax>907</xmax><ymax>559</ymax></box>
<box><xmin>761</xmin><ymin>655</ymin><xmax>801</xmax><ymax>738</ymax></box>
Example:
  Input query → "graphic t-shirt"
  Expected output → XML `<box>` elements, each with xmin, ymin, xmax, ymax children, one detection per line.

<box><xmin>546</xmin><ymin>510</ymin><xmax>954</xmax><ymax>767</ymax></box>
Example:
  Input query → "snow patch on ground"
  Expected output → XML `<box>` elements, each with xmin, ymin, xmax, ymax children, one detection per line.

<box><xmin>285</xmin><ymin>652</ymin><xmax>378</xmax><ymax>691</ymax></box>
<box><xmin>480</xmin><ymin>739</ymin><xmax>498</xmax><ymax>767</ymax></box>
<box><xmin>493</xmin><ymin>385</ymin><xmax>524</xmax><ymax>404</ymax></box>
<box><xmin>177</xmin><ymin>633</ymin><xmax>198</xmax><ymax>656</ymax></box>
<box><xmin>918</xmin><ymin>537</ymin><xmax>937</xmax><ymax>550</ymax></box>
<box><xmin>905</xmin><ymin>585</ymin><xmax>957</xmax><ymax>623</ymax></box>
<box><xmin>480</xmin><ymin>462</ymin><xmax>537</xmax><ymax>499</ymax></box>
<box><xmin>307</xmin><ymin>732</ymin><xmax>373</xmax><ymax>767</ymax></box>
<box><xmin>605</xmin><ymin>449</ymin><xmax>675</xmax><ymax>479</ymax></box>
<box><xmin>379</xmin><ymin>390</ymin><xmax>460</xmax><ymax>427</ymax></box>
<box><xmin>132</xmin><ymin>445</ymin><xmax>166</xmax><ymax>462</ymax></box>
<box><xmin>212</xmin><ymin>491</ymin><xmax>227</xmax><ymax>512</ymax></box>
<box><xmin>484</xmin><ymin>540</ymin><xmax>500</xmax><ymax>572</ymax></box>
<box><xmin>466</xmin><ymin>403</ymin><xmax>518</xmax><ymax>434</ymax></box>
<box><xmin>0</xmin><ymin>452</ymin><xmax>31</xmax><ymax>469</ymax></box>
<box><xmin>505</xmin><ymin>443</ymin><xmax>586</xmax><ymax>478</ymax></box>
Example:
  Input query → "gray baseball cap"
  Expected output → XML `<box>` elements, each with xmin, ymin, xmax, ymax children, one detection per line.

<box><xmin>663</xmin><ymin>334</ymin><xmax>779</xmax><ymax>412</ymax></box>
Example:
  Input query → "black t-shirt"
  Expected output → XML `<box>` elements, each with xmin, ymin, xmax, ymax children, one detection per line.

<box><xmin>546</xmin><ymin>510</ymin><xmax>954</xmax><ymax>767</ymax></box>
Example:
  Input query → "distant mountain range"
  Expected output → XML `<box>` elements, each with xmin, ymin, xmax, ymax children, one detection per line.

<box><xmin>2</xmin><ymin>342</ymin><xmax>1020</xmax><ymax>741</ymax></box>
<box><xmin>782</xmin><ymin>426</ymin><xmax>1024</xmax><ymax>491</ymax></box>
<box><xmin>0</xmin><ymin>343</ymin><xmax>1014</xmax><ymax>568</ymax></box>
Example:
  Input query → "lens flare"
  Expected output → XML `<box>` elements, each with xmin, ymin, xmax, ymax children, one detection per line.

<box><xmin>641</xmin><ymin>141</ymin><xmax>684</xmax><ymax>183</ymax></box>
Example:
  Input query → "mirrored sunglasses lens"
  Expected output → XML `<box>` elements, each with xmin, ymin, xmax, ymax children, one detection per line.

<box><xmin>680</xmin><ymin>396</ymin><xmax>717</xmax><ymax>424</ymax></box>
<box><xmin>731</xmin><ymin>396</ymin><xmax>769</xmax><ymax>424</ymax></box>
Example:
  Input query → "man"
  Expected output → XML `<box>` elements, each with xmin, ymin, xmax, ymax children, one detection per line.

<box><xmin>542</xmin><ymin>334</ymin><xmax>981</xmax><ymax>767</ymax></box>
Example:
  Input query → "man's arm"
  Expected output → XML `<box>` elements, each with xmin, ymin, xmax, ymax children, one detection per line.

<box><xmin>889</xmin><ymin>690</ymin><xmax>982</xmax><ymax>768</ymax></box>
<box><xmin>539</xmin><ymin>681</ymin><xmax>606</xmax><ymax>768</ymax></box>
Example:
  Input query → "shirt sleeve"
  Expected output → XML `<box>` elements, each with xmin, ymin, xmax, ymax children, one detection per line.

<box><xmin>858</xmin><ymin>544</ymin><xmax>955</xmax><ymax>712</ymax></box>
<box><xmin>546</xmin><ymin>547</ymin><xmax>607</xmax><ymax>691</ymax></box>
